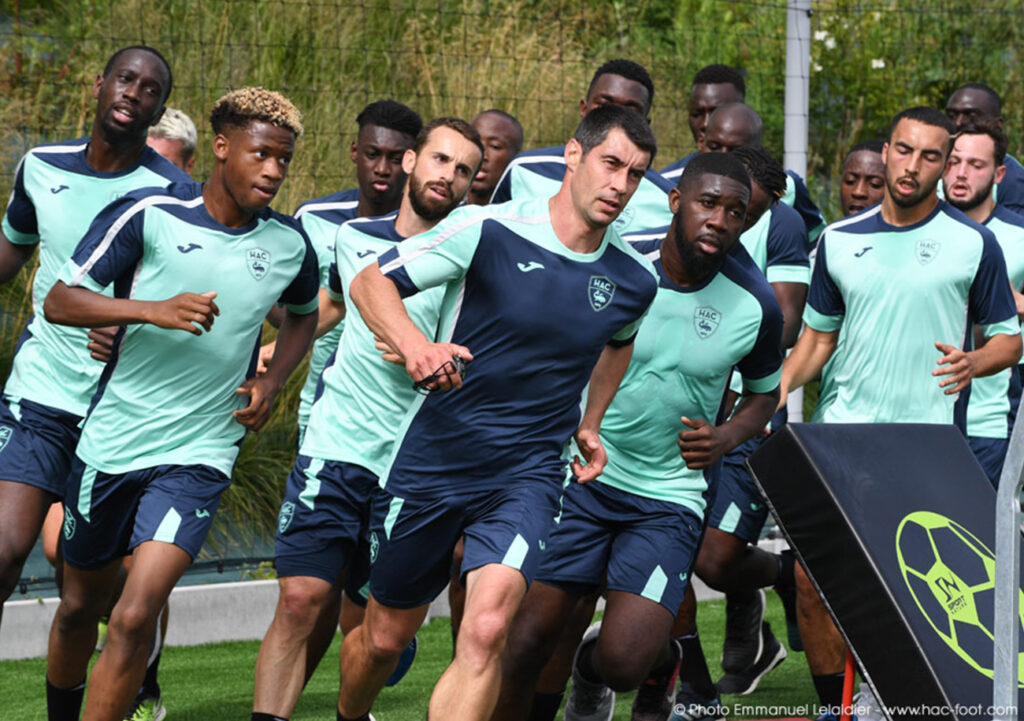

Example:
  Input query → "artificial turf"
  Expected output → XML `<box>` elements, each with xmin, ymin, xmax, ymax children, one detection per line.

<box><xmin>1</xmin><ymin>594</ymin><xmax>818</xmax><ymax>720</ymax></box>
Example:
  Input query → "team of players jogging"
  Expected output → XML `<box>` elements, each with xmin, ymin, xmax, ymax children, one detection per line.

<box><xmin>1</xmin><ymin>45</ymin><xmax>1021</xmax><ymax>721</ymax></box>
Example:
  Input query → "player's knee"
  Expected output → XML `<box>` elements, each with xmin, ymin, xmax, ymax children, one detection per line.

<box><xmin>457</xmin><ymin>607</ymin><xmax>512</xmax><ymax>661</ymax></box>
<box><xmin>365</xmin><ymin>622</ymin><xmax>414</xmax><ymax>662</ymax></box>
<box><xmin>108</xmin><ymin>600</ymin><xmax>158</xmax><ymax>648</ymax></box>
<box><xmin>54</xmin><ymin>588</ymin><xmax>106</xmax><ymax>632</ymax></box>
<box><xmin>278</xmin><ymin>579</ymin><xmax>329</xmax><ymax>628</ymax></box>
<box><xmin>694</xmin><ymin>558</ymin><xmax>730</xmax><ymax>591</ymax></box>
<box><xmin>595</xmin><ymin>654</ymin><xmax>647</xmax><ymax>693</ymax></box>
<box><xmin>0</xmin><ymin>535</ymin><xmax>34</xmax><ymax>596</ymax></box>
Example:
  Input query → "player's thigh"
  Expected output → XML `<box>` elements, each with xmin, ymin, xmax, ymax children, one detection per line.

<box><xmin>597</xmin><ymin>589</ymin><xmax>676</xmax><ymax>684</ymax></box>
<box><xmin>0</xmin><ymin>480</ymin><xmax>55</xmax><ymax>568</ymax></box>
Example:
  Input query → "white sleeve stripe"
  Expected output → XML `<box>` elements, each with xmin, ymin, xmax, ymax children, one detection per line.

<box><xmin>378</xmin><ymin>210</ymin><xmax>548</xmax><ymax>276</ymax></box>
<box><xmin>294</xmin><ymin>200</ymin><xmax>359</xmax><ymax>219</ymax></box>
<box><xmin>69</xmin><ymin>194</ymin><xmax>204</xmax><ymax>287</ymax></box>
<box><xmin>662</xmin><ymin>166</ymin><xmax>684</xmax><ymax>180</ymax></box>
<box><xmin>644</xmin><ymin>248</ymin><xmax>662</xmax><ymax>261</ymax></box>
<box><xmin>823</xmin><ymin>205</ymin><xmax>881</xmax><ymax>234</ymax></box>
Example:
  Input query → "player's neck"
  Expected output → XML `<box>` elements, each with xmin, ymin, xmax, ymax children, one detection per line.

<box><xmin>357</xmin><ymin>196</ymin><xmax>398</xmax><ymax>219</ymax></box>
<box><xmin>548</xmin><ymin>193</ymin><xmax>606</xmax><ymax>254</ymax></box>
<box><xmin>465</xmin><ymin>189</ymin><xmax>490</xmax><ymax>206</ymax></box>
<box><xmin>881</xmin><ymin>192</ymin><xmax>939</xmax><ymax>227</ymax></box>
<box><xmin>202</xmin><ymin>176</ymin><xmax>257</xmax><ymax>228</ymax></box>
<box><xmin>963</xmin><ymin>196</ymin><xmax>996</xmax><ymax>225</ymax></box>
<box><xmin>660</xmin><ymin>228</ymin><xmax>707</xmax><ymax>287</ymax></box>
<box><xmin>394</xmin><ymin>194</ymin><xmax>439</xmax><ymax>238</ymax></box>
<box><xmin>84</xmin><ymin>125</ymin><xmax>146</xmax><ymax>173</ymax></box>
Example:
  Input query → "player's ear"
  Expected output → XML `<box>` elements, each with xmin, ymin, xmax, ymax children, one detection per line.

<box><xmin>565</xmin><ymin>138</ymin><xmax>583</xmax><ymax>172</ymax></box>
<box><xmin>668</xmin><ymin>186</ymin><xmax>682</xmax><ymax>215</ymax></box>
<box><xmin>401</xmin><ymin>148</ymin><xmax>417</xmax><ymax>175</ymax></box>
<box><xmin>881</xmin><ymin>142</ymin><xmax>889</xmax><ymax>164</ymax></box>
<box><xmin>995</xmin><ymin>164</ymin><xmax>1007</xmax><ymax>186</ymax></box>
<box><xmin>350</xmin><ymin>141</ymin><xmax>359</xmax><ymax>164</ymax></box>
<box><xmin>212</xmin><ymin>133</ymin><xmax>230</xmax><ymax>163</ymax></box>
<box><xmin>92</xmin><ymin>74</ymin><xmax>104</xmax><ymax>100</ymax></box>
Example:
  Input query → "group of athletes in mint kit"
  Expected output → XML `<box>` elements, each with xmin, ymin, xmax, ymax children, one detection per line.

<box><xmin>0</xmin><ymin>43</ymin><xmax>1021</xmax><ymax>721</ymax></box>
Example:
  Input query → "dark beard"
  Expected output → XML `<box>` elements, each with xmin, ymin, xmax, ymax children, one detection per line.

<box><xmin>674</xmin><ymin>225</ymin><xmax>723</xmax><ymax>281</ymax></box>
<box><xmin>946</xmin><ymin>182</ymin><xmax>994</xmax><ymax>214</ymax></box>
<box><xmin>408</xmin><ymin>175</ymin><xmax>458</xmax><ymax>221</ymax></box>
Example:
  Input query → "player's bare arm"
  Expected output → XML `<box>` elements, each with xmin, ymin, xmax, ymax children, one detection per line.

<box><xmin>933</xmin><ymin>333</ymin><xmax>1022</xmax><ymax>395</ymax></box>
<box><xmin>349</xmin><ymin>261</ymin><xmax>471</xmax><ymax>390</ymax></box>
<box><xmin>0</xmin><ymin>232</ymin><xmax>36</xmax><ymax>285</ymax></box>
<box><xmin>771</xmin><ymin>280</ymin><xmax>808</xmax><ymax>349</ymax></box>
<box><xmin>235</xmin><ymin>307</ymin><xmax>318</xmax><ymax>431</ymax></box>
<box><xmin>779</xmin><ymin>326</ymin><xmax>839</xmax><ymax>409</ymax></box>
<box><xmin>257</xmin><ymin>290</ymin><xmax>344</xmax><ymax>374</ymax></box>
<box><xmin>678</xmin><ymin>387</ymin><xmax>779</xmax><ymax>469</ymax></box>
<box><xmin>572</xmin><ymin>342</ymin><xmax>634</xmax><ymax>482</ymax></box>
<box><xmin>44</xmin><ymin>280</ymin><xmax>219</xmax><ymax>335</ymax></box>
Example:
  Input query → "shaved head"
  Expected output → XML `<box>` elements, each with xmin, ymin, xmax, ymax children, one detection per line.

<box><xmin>702</xmin><ymin>103</ymin><xmax>763</xmax><ymax>153</ymax></box>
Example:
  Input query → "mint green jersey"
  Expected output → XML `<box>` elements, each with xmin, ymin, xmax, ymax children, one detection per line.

<box><xmin>1</xmin><ymin>139</ymin><xmax>186</xmax><ymax>415</ymax></box>
<box><xmin>299</xmin><ymin>212</ymin><xmax>444</xmax><ymax>476</ymax></box>
<box><xmin>966</xmin><ymin>207</ymin><xmax>1024</xmax><ymax>438</ymax></box>
<box><xmin>807</xmin><ymin>203</ymin><xmax>1020</xmax><ymax>425</ymax></box>
<box><xmin>59</xmin><ymin>182</ymin><xmax>319</xmax><ymax>475</ymax></box>
<box><xmin>293</xmin><ymin>190</ymin><xmax>359</xmax><ymax>433</ymax></box>
<box><xmin>595</xmin><ymin>238</ymin><xmax>783</xmax><ymax>516</ymax></box>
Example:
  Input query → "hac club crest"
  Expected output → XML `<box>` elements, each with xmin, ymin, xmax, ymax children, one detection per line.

<box><xmin>916</xmin><ymin>238</ymin><xmax>940</xmax><ymax>265</ymax></box>
<box><xmin>0</xmin><ymin>424</ymin><xmax>12</xmax><ymax>454</ymax></box>
<box><xmin>63</xmin><ymin>506</ymin><xmax>76</xmax><ymax>540</ymax></box>
<box><xmin>278</xmin><ymin>501</ymin><xmax>295</xmax><ymax>534</ymax></box>
<box><xmin>588</xmin><ymin>275</ymin><xmax>617</xmax><ymax>312</ymax></box>
<box><xmin>694</xmin><ymin>306</ymin><xmax>721</xmax><ymax>339</ymax></box>
<box><xmin>246</xmin><ymin>247</ymin><xmax>272</xmax><ymax>280</ymax></box>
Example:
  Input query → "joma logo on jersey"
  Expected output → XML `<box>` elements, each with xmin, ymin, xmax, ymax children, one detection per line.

<box><xmin>694</xmin><ymin>306</ymin><xmax>721</xmax><ymax>339</ymax></box>
<box><xmin>916</xmin><ymin>238</ymin><xmax>940</xmax><ymax>265</ymax></box>
<box><xmin>0</xmin><ymin>425</ymin><xmax>12</xmax><ymax>454</ymax></box>
<box><xmin>246</xmin><ymin>248</ymin><xmax>272</xmax><ymax>280</ymax></box>
<box><xmin>588</xmin><ymin>276</ymin><xmax>616</xmax><ymax>312</ymax></box>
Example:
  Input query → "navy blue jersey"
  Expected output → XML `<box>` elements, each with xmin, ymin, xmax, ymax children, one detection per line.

<box><xmin>376</xmin><ymin>198</ymin><xmax>658</xmax><ymax>495</ymax></box>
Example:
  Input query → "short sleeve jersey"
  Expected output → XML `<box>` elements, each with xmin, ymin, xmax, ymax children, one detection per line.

<box><xmin>598</xmin><ymin>237</ymin><xmax>782</xmax><ymax>517</ymax></box>
<box><xmin>377</xmin><ymin>197</ymin><xmax>658</xmax><ymax>495</ymax></box>
<box><xmin>1</xmin><ymin>139</ymin><xmax>187</xmax><ymax>416</ymax></box>
<box><xmin>59</xmin><ymin>181</ymin><xmax>319</xmax><ymax>475</ymax></box>
<box><xmin>299</xmin><ymin>213</ymin><xmax>446</xmax><ymax>476</ymax></box>
<box><xmin>490</xmin><ymin>145</ymin><xmax>674</xmax><ymax>233</ymax></box>
<box><xmin>806</xmin><ymin>202</ymin><xmax>1019</xmax><ymax>425</ymax></box>
<box><xmin>294</xmin><ymin>189</ymin><xmax>360</xmax><ymax>429</ymax></box>
<box><xmin>966</xmin><ymin>206</ymin><xmax>1024</xmax><ymax>438</ymax></box>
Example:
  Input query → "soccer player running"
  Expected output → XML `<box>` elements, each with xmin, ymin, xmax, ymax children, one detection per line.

<box><xmin>467</xmin><ymin>109</ymin><xmax>523</xmax><ymax>206</ymax></box>
<box><xmin>782</xmin><ymin>106</ymin><xmax>1022</xmax><ymax>720</ymax></box>
<box><xmin>251</xmin><ymin>116</ymin><xmax>483</xmax><ymax>721</ymax></box>
<box><xmin>493</xmin><ymin>150</ymin><xmax>783</xmax><ymax>721</ymax></box>
<box><xmin>334</xmin><ymin>104</ymin><xmax>658</xmax><ymax>721</ymax></box>
<box><xmin>943</xmin><ymin>121</ymin><xmax>1024</xmax><ymax>485</ymax></box>
<box><xmin>490</xmin><ymin>58</ymin><xmax>675</xmax><ymax>234</ymax></box>
<box><xmin>945</xmin><ymin>83</ymin><xmax>1024</xmax><ymax>214</ymax></box>
<box><xmin>0</xmin><ymin>45</ymin><xmax>186</xmax><ymax>634</ymax></box>
<box><xmin>42</xmin><ymin>87</ymin><xmax>319</xmax><ymax>721</ymax></box>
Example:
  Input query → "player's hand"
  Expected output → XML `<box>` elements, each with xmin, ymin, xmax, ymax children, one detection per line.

<box><xmin>406</xmin><ymin>342</ymin><xmax>473</xmax><ymax>391</ymax></box>
<box><xmin>374</xmin><ymin>334</ymin><xmax>403</xmax><ymax>365</ymax></box>
<box><xmin>233</xmin><ymin>375</ymin><xmax>280</xmax><ymax>431</ymax></box>
<box><xmin>572</xmin><ymin>427</ymin><xmax>607</xmax><ymax>483</ymax></box>
<box><xmin>678</xmin><ymin>416</ymin><xmax>729</xmax><ymax>469</ymax></box>
<box><xmin>256</xmin><ymin>340</ymin><xmax>276</xmax><ymax>375</ymax></box>
<box><xmin>87</xmin><ymin>326</ymin><xmax>118</xmax><ymax>362</ymax></box>
<box><xmin>146</xmin><ymin>291</ymin><xmax>219</xmax><ymax>335</ymax></box>
<box><xmin>933</xmin><ymin>341</ymin><xmax>975</xmax><ymax>395</ymax></box>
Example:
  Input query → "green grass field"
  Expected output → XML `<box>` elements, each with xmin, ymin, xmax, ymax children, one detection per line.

<box><xmin>0</xmin><ymin>595</ymin><xmax>817</xmax><ymax>720</ymax></box>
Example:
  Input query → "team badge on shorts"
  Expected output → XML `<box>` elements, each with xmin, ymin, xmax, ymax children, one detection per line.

<box><xmin>278</xmin><ymin>501</ymin><xmax>295</xmax><ymax>534</ymax></box>
<box><xmin>588</xmin><ymin>276</ymin><xmax>616</xmax><ymax>312</ymax></box>
<box><xmin>915</xmin><ymin>238</ymin><xmax>940</xmax><ymax>265</ymax></box>
<box><xmin>0</xmin><ymin>425</ymin><xmax>12</xmax><ymax>454</ymax></box>
<box><xmin>63</xmin><ymin>506</ymin><xmax>76</xmax><ymax>540</ymax></box>
<box><xmin>694</xmin><ymin>306</ymin><xmax>721</xmax><ymax>339</ymax></box>
<box><xmin>246</xmin><ymin>247</ymin><xmax>272</xmax><ymax>280</ymax></box>
<box><xmin>369</xmin><ymin>531</ymin><xmax>380</xmax><ymax>564</ymax></box>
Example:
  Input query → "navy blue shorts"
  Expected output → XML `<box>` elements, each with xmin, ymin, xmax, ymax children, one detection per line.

<box><xmin>535</xmin><ymin>480</ymin><xmax>702</xmax><ymax>613</ymax></box>
<box><xmin>968</xmin><ymin>435</ymin><xmax>1008</xmax><ymax>489</ymax></box>
<box><xmin>274</xmin><ymin>455</ymin><xmax>376</xmax><ymax>604</ymax></box>
<box><xmin>62</xmin><ymin>458</ymin><xmax>230</xmax><ymax>570</ymax></box>
<box><xmin>0</xmin><ymin>394</ymin><xmax>82</xmax><ymax>497</ymax></box>
<box><xmin>368</xmin><ymin>479</ymin><xmax>563</xmax><ymax>609</ymax></box>
<box><xmin>706</xmin><ymin>460</ymin><xmax>769</xmax><ymax>544</ymax></box>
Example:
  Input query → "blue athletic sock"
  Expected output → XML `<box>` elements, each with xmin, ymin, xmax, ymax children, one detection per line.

<box><xmin>251</xmin><ymin>713</ymin><xmax>288</xmax><ymax>721</ymax></box>
<box><xmin>46</xmin><ymin>678</ymin><xmax>85</xmax><ymax>721</ymax></box>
